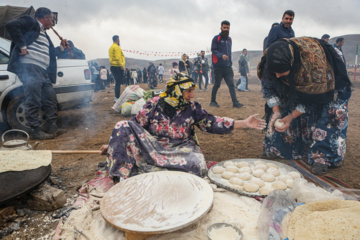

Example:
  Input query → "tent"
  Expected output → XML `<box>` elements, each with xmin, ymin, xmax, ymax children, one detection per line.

<box><xmin>0</xmin><ymin>5</ymin><xmax>35</xmax><ymax>40</ymax></box>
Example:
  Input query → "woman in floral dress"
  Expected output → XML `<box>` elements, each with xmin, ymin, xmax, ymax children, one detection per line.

<box><xmin>100</xmin><ymin>73</ymin><xmax>266</xmax><ymax>181</ymax></box>
<box><xmin>258</xmin><ymin>37</ymin><xmax>352</xmax><ymax>175</ymax></box>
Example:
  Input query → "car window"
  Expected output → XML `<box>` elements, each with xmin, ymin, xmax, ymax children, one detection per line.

<box><xmin>0</xmin><ymin>51</ymin><xmax>9</xmax><ymax>64</ymax></box>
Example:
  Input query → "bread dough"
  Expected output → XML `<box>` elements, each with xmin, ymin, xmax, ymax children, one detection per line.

<box><xmin>249</xmin><ymin>178</ymin><xmax>265</xmax><ymax>187</ymax></box>
<box><xmin>278</xmin><ymin>175</ymin><xmax>292</xmax><ymax>183</ymax></box>
<box><xmin>238</xmin><ymin>167</ymin><xmax>252</xmax><ymax>174</ymax></box>
<box><xmin>286</xmin><ymin>179</ymin><xmax>293</xmax><ymax>188</ymax></box>
<box><xmin>236</xmin><ymin>162</ymin><xmax>250</xmax><ymax>168</ymax></box>
<box><xmin>288</xmin><ymin>171</ymin><xmax>301</xmax><ymax>179</ymax></box>
<box><xmin>221</xmin><ymin>171</ymin><xmax>236</xmax><ymax>180</ymax></box>
<box><xmin>254</xmin><ymin>164</ymin><xmax>267</xmax><ymax>171</ymax></box>
<box><xmin>266</xmin><ymin>163</ymin><xmax>278</xmax><ymax>169</ymax></box>
<box><xmin>261</xmin><ymin>173</ymin><xmax>276</xmax><ymax>182</ymax></box>
<box><xmin>223</xmin><ymin>161</ymin><xmax>235</xmax><ymax>167</ymax></box>
<box><xmin>229</xmin><ymin>177</ymin><xmax>244</xmax><ymax>186</ymax></box>
<box><xmin>225</xmin><ymin>166</ymin><xmax>239</xmax><ymax>173</ymax></box>
<box><xmin>274</xmin><ymin>119</ymin><xmax>285</xmax><ymax>128</ymax></box>
<box><xmin>212</xmin><ymin>166</ymin><xmax>225</xmax><ymax>174</ymax></box>
<box><xmin>259</xmin><ymin>186</ymin><xmax>273</xmax><ymax>195</ymax></box>
<box><xmin>243</xmin><ymin>182</ymin><xmax>259</xmax><ymax>193</ymax></box>
<box><xmin>238</xmin><ymin>172</ymin><xmax>252</xmax><ymax>181</ymax></box>
<box><xmin>252</xmin><ymin>169</ymin><xmax>265</xmax><ymax>178</ymax></box>
<box><xmin>254</xmin><ymin>160</ymin><xmax>266</xmax><ymax>166</ymax></box>
<box><xmin>231</xmin><ymin>185</ymin><xmax>244</xmax><ymax>191</ymax></box>
<box><xmin>267</xmin><ymin>167</ymin><xmax>280</xmax><ymax>177</ymax></box>
<box><xmin>272</xmin><ymin>181</ymin><xmax>288</xmax><ymax>190</ymax></box>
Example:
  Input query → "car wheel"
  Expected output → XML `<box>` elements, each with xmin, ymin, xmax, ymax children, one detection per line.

<box><xmin>6</xmin><ymin>95</ymin><xmax>45</xmax><ymax>132</ymax></box>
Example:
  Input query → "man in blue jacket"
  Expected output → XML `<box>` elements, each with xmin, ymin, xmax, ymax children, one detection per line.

<box><xmin>6</xmin><ymin>7</ymin><xmax>66</xmax><ymax>139</ymax></box>
<box><xmin>265</xmin><ymin>10</ymin><xmax>295</xmax><ymax>49</ymax></box>
<box><xmin>210</xmin><ymin>20</ymin><xmax>242</xmax><ymax>108</ymax></box>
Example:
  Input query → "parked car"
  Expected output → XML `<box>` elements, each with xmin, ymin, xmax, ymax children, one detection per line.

<box><xmin>0</xmin><ymin>37</ymin><xmax>94</xmax><ymax>131</ymax></box>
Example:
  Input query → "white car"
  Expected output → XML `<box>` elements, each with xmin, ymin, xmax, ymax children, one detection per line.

<box><xmin>0</xmin><ymin>37</ymin><xmax>94</xmax><ymax>131</ymax></box>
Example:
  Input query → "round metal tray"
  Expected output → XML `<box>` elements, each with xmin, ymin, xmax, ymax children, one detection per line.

<box><xmin>207</xmin><ymin>158</ymin><xmax>303</xmax><ymax>198</ymax></box>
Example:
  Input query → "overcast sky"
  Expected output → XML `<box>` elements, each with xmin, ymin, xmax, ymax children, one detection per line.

<box><xmin>2</xmin><ymin>0</ymin><xmax>359</xmax><ymax>60</ymax></box>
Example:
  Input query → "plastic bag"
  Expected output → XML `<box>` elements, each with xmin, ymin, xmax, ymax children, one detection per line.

<box><xmin>131</xmin><ymin>98</ymin><xmax>146</xmax><ymax>115</ymax></box>
<box><xmin>120</xmin><ymin>101</ymin><xmax>135</xmax><ymax>116</ymax></box>
<box><xmin>112</xmin><ymin>85</ymin><xmax>145</xmax><ymax>112</ymax></box>
<box><xmin>288</xmin><ymin>178</ymin><xmax>344</xmax><ymax>204</ymax></box>
<box><xmin>257</xmin><ymin>190</ymin><xmax>297</xmax><ymax>240</ymax></box>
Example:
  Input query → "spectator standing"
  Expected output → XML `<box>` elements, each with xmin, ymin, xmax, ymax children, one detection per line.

<box><xmin>137</xmin><ymin>68</ymin><xmax>142</xmax><ymax>83</ymax></box>
<box><xmin>210</xmin><ymin>20</ymin><xmax>243</xmax><ymax>108</ymax></box>
<box><xmin>131</xmin><ymin>69</ymin><xmax>138</xmax><ymax>84</ymax></box>
<box><xmin>143</xmin><ymin>67</ymin><xmax>148</xmax><ymax>83</ymax></box>
<box><xmin>333</xmin><ymin>37</ymin><xmax>346</xmax><ymax>64</ymax></box>
<box><xmin>321</xmin><ymin>34</ymin><xmax>330</xmax><ymax>43</ymax></box>
<box><xmin>158</xmin><ymin>63</ymin><xmax>164</xmax><ymax>83</ymax></box>
<box><xmin>179</xmin><ymin>53</ymin><xmax>190</xmax><ymax>74</ymax></box>
<box><xmin>147</xmin><ymin>62</ymin><xmax>157</xmax><ymax>89</ymax></box>
<box><xmin>6</xmin><ymin>7</ymin><xmax>61</xmax><ymax>139</ymax></box>
<box><xmin>265</xmin><ymin>10</ymin><xmax>295</xmax><ymax>49</ymax></box>
<box><xmin>55</xmin><ymin>40</ymin><xmax>85</xmax><ymax>59</ymax></box>
<box><xmin>109</xmin><ymin>35</ymin><xmax>125</xmax><ymax>102</ymax></box>
<box><xmin>169</xmin><ymin>62</ymin><xmax>180</xmax><ymax>77</ymax></box>
<box><xmin>194</xmin><ymin>50</ymin><xmax>210</xmax><ymax>91</ymax></box>
<box><xmin>263</xmin><ymin>23</ymin><xmax>279</xmax><ymax>51</ymax></box>
<box><xmin>237</xmin><ymin>48</ymin><xmax>250</xmax><ymax>91</ymax></box>
<box><xmin>100</xmin><ymin>66</ymin><xmax>109</xmax><ymax>88</ymax></box>
<box><xmin>91</xmin><ymin>62</ymin><xmax>103</xmax><ymax>91</ymax></box>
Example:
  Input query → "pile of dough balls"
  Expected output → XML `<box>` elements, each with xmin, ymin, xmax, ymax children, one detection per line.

<box><xmin>211</xmin><ymin>160</ymin><xmax>302</xmax><ymax>195</ymax></box>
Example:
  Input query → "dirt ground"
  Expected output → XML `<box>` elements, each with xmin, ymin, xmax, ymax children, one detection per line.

<box><xmin>2</xmin><ymin>71</ymin><xmax>360</xmax><ymax>239</ymax></box>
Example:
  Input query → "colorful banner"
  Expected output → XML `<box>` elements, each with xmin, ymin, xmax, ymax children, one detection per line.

<box><xmin>122</xmin><ymin>49</ymin><xmax>211</xmax><ymax>57</ymax></box>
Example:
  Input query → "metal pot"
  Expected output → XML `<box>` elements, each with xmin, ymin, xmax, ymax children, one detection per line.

<box><xmin>0</xmin><ymin>129</ymin><xmax>33</xmax><ymax>150</ymax></box>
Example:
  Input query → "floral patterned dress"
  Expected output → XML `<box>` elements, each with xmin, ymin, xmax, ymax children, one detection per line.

<box><xmin>106</xmin><ymin>97</ymin><xmax>234</xmax><ymax>179</ymax></box>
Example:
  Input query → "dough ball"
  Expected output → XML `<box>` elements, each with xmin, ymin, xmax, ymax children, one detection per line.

<box><xmin>221</xmin><ymin>171</ymin><xmax>236</xmax><ymax>180</ymax></box>
<box><xmin>238</xmin><ymin>172</ymin><xmax>252</xmax><ymax>181</ymax></box>
<box><xmin>244</xmin><ymin>182</ymin><xmax>260</xmax><ymax>193</ymax></box>
<box><xmin>212</xmin><ymin>166</ymin><xmax>225</xmax><ymax>174</ymax></box>
<box><xmin>272</xmin><ymin>181</ymin><xmax>288</xmax><ymax>190</ymax></box>
<box><xmin>278</xmin><ymin>175</ymin><xmax>292</xmax><ymax>183</ymax></box>
<box><xmin>259</xmin><ymin>186</ymin><xmax>273</xmax><ymax>195</ymax></box>
<box><xmin>286</xmin><ymin>179</ymin><xmax>293</xmax><ymax>188</ymax></box>
<box><xmin>252</xmin><ymin>169</ymin><xmax>265</xmax><ymax>178</ymax></box>
<box><xmin>254</xmin><ymin>164</ymin><xmax>267</xmax><ymax>171</ymax></box>
<box><xmin>261</xmin><ymin>173</ymin><xmax>276</xmax><ymax>182</ymax></box>
<box><xmin>254</xmin><ymin>160</ymin><xmax>266</xmax><ymax>166</ymax></box>
<box><xmin>231</xmin><ymin>185</ymin><xmax>244</xmax><ymax>191</ymax></box>
<box><xmin>266</xmin><ymin>163</ymin><xmax>278</xmax><ymax>169</ymax></box>
<box><xmin>238</xmin><ymin>167</ymin><xmax>252</xmax><ymax>174</ymax></box>
<box><xmin>236</xmin><ymin>162</ymin><xmax>250</xmax><ymax>168</ymax></box>
<box><xmin>274</xmin><ymin>119</ymin><xmax>285</xmax><ymax>128</ymax></box>
<box><xmin>223</xmin><ymin>161</ymin><xmax>235</xmax><ymax>167</ymax></box>
<box><xmin>225</xmin><ymin>166</ymin><xmax>239</xmax><ymax>173</ymax></box>
<box><xmin>267</xmin><ymin>167</ymin><xmax>281</xmax><ymax>177</ymax></box>
<box><xmin>249</xmin><ymin>178</ymin><xmax>265</xmax><ymax>188</ymax></box>
<box><xmin>229</xmin><ymin>177</ymin><xmax>244</xmax><ymax>186</ymax></box>
<box><xmin>288</xmin><ymin>171</ymin><xmax>301</xmax><ymax>179</ymax></box>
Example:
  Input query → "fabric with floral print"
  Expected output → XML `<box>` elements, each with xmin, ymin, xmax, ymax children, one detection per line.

<box><xmin>106</xmin><ymin>97</ymin><xmax>234</xmax><ymax>179</ymax></box>
<box><xmin>263</xmin><ymin>88</ymin><xmax>351</xmax><ymax>167</ymax></box>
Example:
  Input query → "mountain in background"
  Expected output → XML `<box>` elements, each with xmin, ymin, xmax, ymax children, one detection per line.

<box><xmin>91</xmin><ymin>34</ymin><xmax>359</xmax><ymax>71</ymax></box>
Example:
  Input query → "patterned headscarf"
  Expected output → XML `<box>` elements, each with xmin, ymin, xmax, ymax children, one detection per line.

<box><xmin>159</xmin><ymin>73</ymin><xmax>196</xmax><ymax>111</ymax></box>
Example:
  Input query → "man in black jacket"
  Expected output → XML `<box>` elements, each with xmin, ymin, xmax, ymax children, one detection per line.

<box><xmin>6</xmin><ymin>7</ymin><xmax>66</xmax><ymax>139</ymax></box>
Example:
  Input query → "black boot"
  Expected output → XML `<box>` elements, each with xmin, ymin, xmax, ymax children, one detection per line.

<box><xmin>39</xmin><ymin>122</ymin><xmax>58</xmax><ymax>134</ymax></box>
<box><xmin>31</xmin><ymin>127</ymin><xmax>54</xmax><ymax>140</ymax></box>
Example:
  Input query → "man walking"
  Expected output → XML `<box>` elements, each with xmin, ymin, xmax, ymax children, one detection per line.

<box><xmin>210</xmin><ymin>20</ymin><xmax>242</xmax><ymax>108</ymax></box>
<box><xmin>195</xmin><ymin>50</ymin><xmax>210</xmax><ymax>91</ymax></box>
<box><xmin>265</xmin><ymin>10</ymin><xmax>295</xmax><ymax>48</ymax></box>
<box><xmin>158</xmin><ymin>63</ymin><xmax>164</xmax><ymax>83</ymax></box>
<box><xmin>6</xmin><ymin>7</ymin><xmax>62</xmax><ymax>139</ymax></box>
<box><xmin>237</xmin><ymin>48</ymin><xmax>250</xmax><ymax>91</ymax></box>
<box><xmin>109</xmin><ymin>35</ymin><xmax>125</xmax><ymax>102</ymax></box>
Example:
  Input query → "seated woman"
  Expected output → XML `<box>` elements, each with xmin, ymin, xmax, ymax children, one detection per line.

<box><xmin>100</xmin><ymin>73</ymin><xmax>265</xmax><ymax>181</ymax></box>
<box><xmin>258</xmin><ymin>37</ymin><xmax>352</xmax><ymax>175</ymax></box>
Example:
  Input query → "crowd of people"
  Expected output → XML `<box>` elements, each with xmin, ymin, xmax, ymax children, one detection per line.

<box><xmin>5</xmin><ymin>6</ymin><xmax>352</xmax><ymax>178</ymax></box>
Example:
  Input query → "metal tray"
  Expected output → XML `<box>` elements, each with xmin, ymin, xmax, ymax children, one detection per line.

<box><xmin>207</xmin><ymin>158</ymin><xmax>303</xmax><ymax>198</ymax></box>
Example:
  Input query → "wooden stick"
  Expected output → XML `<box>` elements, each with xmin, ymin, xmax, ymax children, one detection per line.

<box><xmin>51</xmin><ymin>150</ymin><xmax>100</xmax><ymax>154</ymax></box>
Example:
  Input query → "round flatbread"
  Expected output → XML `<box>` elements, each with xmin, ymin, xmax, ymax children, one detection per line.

<box><xmin>221</xmin><ymin>171</ymin><xmax>236</xmax><ymax>180</ymax></box>
<box><xmin>243</xmin><ymin>182</ymin><xmax>259</xmax><ymax>193</ymax></box>
<box><xmin>236</xmin><ymin>162</ymin><xmax>250</xmax><ymax>168</ymax></box>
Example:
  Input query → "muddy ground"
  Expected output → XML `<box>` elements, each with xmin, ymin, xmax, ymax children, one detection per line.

<box><xmin>2</xmin><ymin>70</ymin><xmax>360</xmax><ymax>239</ymax></box>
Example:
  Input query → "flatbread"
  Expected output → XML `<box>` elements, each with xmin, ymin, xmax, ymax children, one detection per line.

<box><xmin>0</xmin><ymin>150</ymin><xmax>52</xmax><ymax>173</ymax></box>
<box><xmin>287</xmin><ymin>200</ymin><xmax>360</xmax><ymax>240</ymax></box>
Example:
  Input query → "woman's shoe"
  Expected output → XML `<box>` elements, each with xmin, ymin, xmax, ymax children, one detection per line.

<box><xmin>262</xmin><ymin>152</ymin><xmax>279</xmax><ymax>160</ymax></box>
<box><xmin>311</xmin><ymin>163</ymin><xmax>328</xmax><ymax>175</ymax></box>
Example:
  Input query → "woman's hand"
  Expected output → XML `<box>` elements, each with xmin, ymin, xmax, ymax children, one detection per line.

<box><xmin>244</xmin><ymin>114</ymin><xmax>267</xmax><ymax>130</ymax></box>
<box><xmin>269</xmin><ymin>107</ymin><xmax>282</xmax><ymax>134</ymax></box>
<box><xmin>275</xmin><ymin>114</ymin><xmax>293</xmax><ymax>132</ymax></box>
<box><xmin>100</xmin><ymin>145</ymin><xmax>108</xmax><ymax>155</ymax></box>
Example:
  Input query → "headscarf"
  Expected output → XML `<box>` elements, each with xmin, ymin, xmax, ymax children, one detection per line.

<box><xmin>158</xmin><ymin>73</ymin><xmax>196</xmax><ymax>118</ymax></box>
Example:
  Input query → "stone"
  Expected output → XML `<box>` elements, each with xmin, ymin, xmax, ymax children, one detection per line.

<box><xmin>27</xmin><ymin>184</ymin><xmax>66</xmax><ymax>211</ymax></box>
